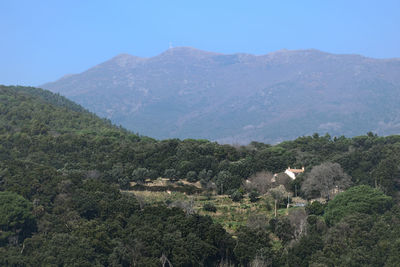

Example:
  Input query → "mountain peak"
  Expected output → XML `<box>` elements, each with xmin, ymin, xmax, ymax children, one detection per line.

<box><xmin>107</xmin><ymin>53</ymin><xmax>146</xmax><ymax>67</ymax></box>
<box><xmin>158</xmin><ymin>46</ymin><xmax>220</xmax><ymax>58</ymax></box>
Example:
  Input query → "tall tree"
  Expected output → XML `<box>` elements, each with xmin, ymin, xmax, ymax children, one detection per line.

<box><xmin>270</xmin><ymin>185</ymin><xmax>287</xmax><ymax>217</ymax></box>
<box><xmin>324</xmin><ymin>185</ymin><xmax>392</xmax><ymax>225</ymax></box>
<box><xmin>244</xmin><ymin>171</ymin><xmax>274</xmax><ymax>194</ymax></box>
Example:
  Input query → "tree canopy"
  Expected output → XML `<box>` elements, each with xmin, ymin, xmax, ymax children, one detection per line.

<box><xmin>1</xmin><ymin>85</ymin><xmax>400</xmax><ymax>265</ymax></box>
<box><xmin>0</xmin><ymin>191</ymin><xmax>35</xmax><ymax>245</ymax></box>
<box><xmin>324</xmin><ymin>185</ymin><xmax>393</xmax><ymax>225</ymax></box>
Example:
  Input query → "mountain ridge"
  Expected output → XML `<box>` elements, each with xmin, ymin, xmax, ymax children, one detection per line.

<box><xmin>54</xmin><ymin>47</ymin><xmax>400</xmax><ymax>78</ymax></box>
<box><xmin>42</xmin><ymin>47</ymin><xmax>400</xmax><ymax>144</ymax></box>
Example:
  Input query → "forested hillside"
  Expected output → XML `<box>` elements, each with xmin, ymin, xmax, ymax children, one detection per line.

<box><xmin>1</xmin><ymin>85</ymin><xmax>400</xmax><ymax>266</ymax></box>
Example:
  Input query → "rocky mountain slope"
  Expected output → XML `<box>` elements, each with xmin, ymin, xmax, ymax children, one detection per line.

<box><xmin>42</xmin><ymin>47</ymin><xmax>400</xmax><ymax>143</ymax></box>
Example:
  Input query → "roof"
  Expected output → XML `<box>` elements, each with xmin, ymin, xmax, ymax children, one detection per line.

<box><xmin>286</xmin><ymin>166</ymin><xmax>305</xmax><ymax>173</ymax></box>
<box><xmin>288</xmin><ymin>169</ymin><xmax>304</xmax><ymax>173</ymax></box>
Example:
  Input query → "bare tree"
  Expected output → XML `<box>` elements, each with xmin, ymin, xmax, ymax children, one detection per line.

<box><xmin>269</xmin><ymin>185</ymin><xmax>287</xmax><ymax>217</ymax></box>
<box><xmin>301</xmin><ymin>162</ymin><xmax>352</xmax><ymax>200</ymax></box>
<box><xmin>245</xmin><ymin>171</ymin><xmax>274</xmax><ymax>194</ymax></box>
<box><xmin>169</xmin><ymin>199</ymin><xmax>195</xmax><ymax>215</ymax></box>
<box><xmin>288</xmin><ymin>208</ymin><xmax>307</xmax><ymax>240</ymax></box>
<box><xmin>160</xmin><ymin>253</ymin><xmax>173</xmax><ymax>267</ymax></box>
<box><xmin>250</xmin><ymin>254</ymin><xmax>272</xmax><ymax>267</ymax></box>
<box><xmin>274</xmin><ymin>173</ymin><xmax>292</xmax><ymax>191</ymax></box>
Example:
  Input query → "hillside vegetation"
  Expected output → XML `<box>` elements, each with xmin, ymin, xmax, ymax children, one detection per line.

<box><xmin>1</xmin><ymin>85</ymin><xmax>400</xmax><ymax>266</ymax></box>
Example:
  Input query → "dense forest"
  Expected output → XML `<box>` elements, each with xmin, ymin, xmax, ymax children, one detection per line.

<box><xmin>1</xmin><ymin>85</ymin><xmax>400</xmax><ymax>266</ymax></box>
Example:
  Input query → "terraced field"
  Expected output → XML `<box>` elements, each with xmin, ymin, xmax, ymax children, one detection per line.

<box><xmin>127</xmin><ymin>178</ymin><xmax>306</xmax><ymax>233</ymax></box>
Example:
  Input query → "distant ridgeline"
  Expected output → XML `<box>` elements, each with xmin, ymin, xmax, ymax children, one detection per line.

<box><xmin>1</xmin><ymin>85</ymin><xmax>400</xmax><ymax>266</ymax></box>
<box><xmin>42</xmin><ymin>47</ymin><xmax>400</xmax><ymax>144</ymax></box>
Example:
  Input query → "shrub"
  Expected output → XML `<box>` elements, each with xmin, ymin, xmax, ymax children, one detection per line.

<box><xmin>186</xmin><ymin>171</ymin><xmax>197</xmax><ymax>182</ymax></box>
<box><xmin>131</xmin><ymin>168</ymin><xmax>149</xmax><ymax>183</ymax></box>
<box><xmin>230</xmin><ymin>190</ymin><xmax>243</xmax><ymax>202</ymax></box>
<box><xmin>164</xmin><ymin>168</ymin><xmax>179</xmax><ymax>180</ymax></box>
<box><xmin>306</xmin><ymin>201</ymin><xmax>325</xmax><ymax>216</ymax></box>
<box><xmin>265</xmin><ymin>201</ymin><xmax>272</xmax><ymax>211</ymax></box>
<box><xmin>118</xmin><ymin>176</ymin><xmax>130</xmax><ymax>190</ymax></box>
<box><xmin>249</xmin><ymin>191</ymin><xmax>260</xmax><ymax>202</ymax></box>
<box><xmin>203</xmin><ymin>202</ymin><xmax>217</xmax><ymax>212</ymax></box>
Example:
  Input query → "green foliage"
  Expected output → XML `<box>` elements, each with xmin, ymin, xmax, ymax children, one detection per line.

<box><xmin>324</xmin><ymin>185</ymin><xmax>393</xmax><ymax>225</ymax></box>
<box><xmin>117</xmin><ymin>176</ymin><xmax>130</xmax><ymax>190</ymax></box>
<box><xmin>270</xmin><ymin>217</ymin><xmax>294</xmax><ymax>244</ymax></box>
<box><xmin>215</xmin><ymin>170</ymin><xmax>241</xmax><ymax>194</ymax></box>
<box><xmin>230</xmin><ymin>190</ymin><xmax>243</xmax><ymax>202</ymax></box>
<box><xmin>163</xmin><ymin>168</ymin><xmax>179</xmax><ymax>180</ymax></box>
<box><xmin>0</xmin><ymin>85</ymin><xmax>121</xmax><ymax>135</ymax></box>
<box><xmin>25</xmin><ymin>233</ymin><xmax>101</xmax><ymax>266</ymax></box>
<box><xmin>203</xmin><ymin>202</ymin><xmax>217</xmax><ymax>212</ymax></box>
<box><xmin>198</xmin><ymin>169</ymin><xmax>213</xmax><ymax>181</ymax></box>
<box><xmin>2</xmin><ymin>86</ymin><xmax>400</xmax><ymax>265</ymax></box>
<box><xmin>186</xmin><ymin>170</ymin><xmax>197</xmax><ymax>182</ymax></box>
<box><xmin>234</xmin><ymin>226</ymin><xmax>272</xmax><ymax>266</ymax></box>
<box><xmin>0</xmin><ymin>191</ymin><xmax>36</xmax><ymax>245</ymax></box>
<box><xmin>122</xmin><ymin>206</ymin><xmax>234</xmax><ymax>266</ymax></box>
<box><xmin>131</xmin><ymin>168</ymin><xmax>150</xmax><ymax>183</ymax></box>
<box><xmin>305</xmin><ymin>201</ymin><xmax>325</xmax><ymax>216</ymax></box>
<box><xmin>249</xmin><ymin>190</ymin><xmax>260</xmax><ymax>202</ymax></box>
<box><xmin>307</xmin><ymin>208</ymin><xmax>400</xmax><ymax>266</ymax></box>
<box><xmin>288</xmin><ymin>233</ymin><xmax>323</xmax><ymax>267</ymax></box>
<box><xmin>372</xmin><ymin>158</ymin><xmax>400</xmax><ymax>195</ymax></box>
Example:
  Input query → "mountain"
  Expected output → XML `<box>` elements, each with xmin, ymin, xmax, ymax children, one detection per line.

<box><xmin>42</xmin><ymin>47</ymin><xmax>400</xmax><ymax>144</ymax></box>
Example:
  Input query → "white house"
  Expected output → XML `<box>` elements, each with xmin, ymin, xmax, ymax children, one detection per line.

<box><xmin>284</xmin><ymin>166</ymin><xmax>305</xmax><ymax>179</ymax></box>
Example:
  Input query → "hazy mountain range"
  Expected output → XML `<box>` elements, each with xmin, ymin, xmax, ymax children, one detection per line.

<box><xmin>42</xmin><ymin>47</ymin><xmax>400</xmax><ymax>144</ymax></box>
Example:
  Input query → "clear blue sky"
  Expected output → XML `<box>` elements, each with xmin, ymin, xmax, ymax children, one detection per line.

<box><xmin>1</xmin><ymin>0</ymin><xmax>399</xmax><ymax>86</ymax></box>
